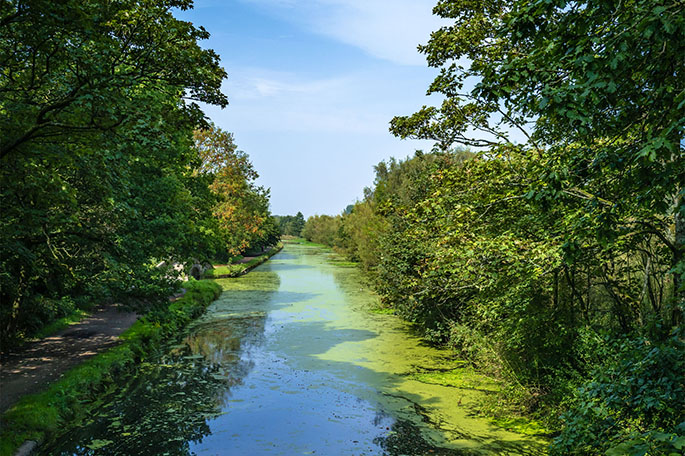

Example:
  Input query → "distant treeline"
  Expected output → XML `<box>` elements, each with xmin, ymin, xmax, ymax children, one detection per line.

<box><xmin>0</xmin><ymin>1</ymin><xmax>278</xmax><ymax>347</ymax></box>
<box><xmin>303</xmin><ymin>0</ymin><xmax>684</xmax><ymax>453</ymax></box>
<box><xmin>274</xmin><ymin>212</ymin><xmax>306</xmax><ymax>238</ymax></box>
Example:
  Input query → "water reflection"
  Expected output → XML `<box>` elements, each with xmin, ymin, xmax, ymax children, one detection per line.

<box><xmin>41</xmin><ymin>350</ymin><xmax>240</xmax><ymax>455</ymax></box>
<box><xmin>40</xmin><ymin>268</ymin><xmax>281</xmax><ymax>456</ymax></box>
<box><xmin>39</xmin><ymin>245</ymin><xmax>547</xmax><ymax>456</ymax></box>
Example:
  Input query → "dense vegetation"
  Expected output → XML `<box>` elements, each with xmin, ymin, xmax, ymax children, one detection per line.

<box><xmin>0</xmin><ymin>0</ymin><xmax>278</xmax><ymax>347</ymax></box>
<box><xmin>1</xmin><ymin>0</ymin><xmax>682</xmax><ymax>453</ymax></box>
<box><xmin>274</xmin><ymin>212</ymin><xmax>306</xmax><ymax>238</ymax></box>
<box><xmin>193</xmin><ymin>124</ymin><xmax>280</xmax><ymax>260</ymax></box>
<box><xmin>304</xmin><ymin>0</ymin><xmax>684</xmax><ymax>454</ymax></box>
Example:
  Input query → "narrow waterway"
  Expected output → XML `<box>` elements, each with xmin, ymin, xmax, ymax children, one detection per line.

<box><xmin>41</xmin><ymin>243</ymin><xmax>547</xmax><ymax>455</ymax></box>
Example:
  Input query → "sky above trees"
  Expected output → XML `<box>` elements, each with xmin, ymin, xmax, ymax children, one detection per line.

<box><xmin>175</xmin><ymin>0</ymin><xmax>447</xmax><ymax>217</ymax></box>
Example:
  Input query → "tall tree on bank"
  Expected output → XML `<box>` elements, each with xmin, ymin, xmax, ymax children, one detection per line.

<box><xmin>275</xmin><ymin>212</ymin><xmax>306</xmax><ymax>237</ymax></box>
<box><xmin>391</xmin><ymin>0</ymin><xmax>684</xmax><ymax>314</ymax></box>
<box><xmin>388</xmin><ymin>1</ymin><xmax>684</xmax><ymax>453</ymax></box>
<box><xmin>0</xmin><ymin>0</ymin><xmax>227</xmax><ymax>344</ymax></box>
<box><xmin>193</xmin><ymin>124</ymin><xmax>277</xmax><ymax>256</ymax></box>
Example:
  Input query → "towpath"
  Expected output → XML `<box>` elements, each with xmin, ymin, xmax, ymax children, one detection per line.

<box><xmin>0</xmin><ymin>290</ymin><xmax>188</xmax><ymax>413</ymax></box>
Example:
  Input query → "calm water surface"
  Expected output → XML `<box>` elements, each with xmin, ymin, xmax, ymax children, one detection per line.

<box><xmin>41</xmin><ymin>244</ymin><xmax>547</xmax><ymax>455</ymax></box>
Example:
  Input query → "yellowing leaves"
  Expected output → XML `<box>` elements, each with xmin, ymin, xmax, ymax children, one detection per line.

<box><xmin>194</xmin><ymin>124</ymin><xmax>273</xmax><ymax>255</ymax></box>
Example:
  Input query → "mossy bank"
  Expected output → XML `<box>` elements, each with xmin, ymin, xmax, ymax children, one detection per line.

<box><xmin>0</xmin><ymin>280</ymin><xmax>222</xmax><ymax>456</ymax></box>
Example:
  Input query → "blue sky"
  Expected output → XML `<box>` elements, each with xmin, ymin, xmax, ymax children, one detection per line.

<box><xmin>176</xmin><ymin>0</ymin><xmax>446</xmax><ymax>217</ymax></box>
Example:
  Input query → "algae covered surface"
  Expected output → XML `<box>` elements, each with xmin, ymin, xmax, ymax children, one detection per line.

<box><xmin>39</xmin><ymin>244</ymin><xmax>547</xmax><ymax>455</ymax></box>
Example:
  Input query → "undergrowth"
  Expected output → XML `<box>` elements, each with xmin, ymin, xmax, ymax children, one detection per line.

<box><xmin>29</xmin><ymin>309</ymin><xmax>90</xmax><ymax>341</ymax></box>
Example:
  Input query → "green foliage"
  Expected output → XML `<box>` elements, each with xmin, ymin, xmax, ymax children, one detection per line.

<box><xmin>253</xmin><ymin>215</ymin><xmax>282</xmax><ymax>251</ymax></box>
<box><xmin>551</xmin><ymin>328</ymin><xmax>685</xmax><ymax>455</ymax></box>
<box><xmin>29</xmin><ymin>308</ymin><xmax>90</xmax><ymax>341</ymax></box>
<box><xmin>375</xmin><ymin>0</ymin><xmax>684</xmax><ymax>445</ymax></box>
<box><xmin>327</xmin><ymin>143</ymin><xmax>681</xmax><ymax>439</ymax></box>
<box><xmin>0</xmin><ymin>0</ymin><xmax>229</xmax><ymax>345</ymax></box>
<box><xmin>302</xmin><ymin>214</ymin><xmax>343</xmax><ymax>247</ymax></box>
<box><xmin>275</xmin><ymin>212</ymin><xmax>306</xmax><ymax>237</ymax></box>
<box><xmin>0</xmin><ymin>0</ymin><xmax>227</xmax><ymax>159</ymax></box>
<box><xmin>0</xmin><ymin>279</ymin><xmax>221</xmax><ymax>456</ymax></box>
<box><xmin>194</xmin><ymin>124</ymin><xmax>278</xmax><ymax>256</ymax></box>
<box><xmin>338</xmin><ymin>201</ymin><xmax>388</xmax><ymax>270</ymax></box>
<box><xmin>0</xmin><ymin>1</ymin><xmax>278</xmax><ymax>347</ymax></box>
<box><xmin>392</xmin><ymin>0</ymin><xmax>684</xmax><ymax>315</ymax></box>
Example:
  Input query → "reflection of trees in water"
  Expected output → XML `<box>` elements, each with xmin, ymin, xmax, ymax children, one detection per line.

<box><xmin>374</xmin><ymin>419</ymin><xmax>480</xmax><ymax>456</ymax></box>
<box><xmin>41</xmin><ymin>271</ymin><xmax>279</xmax><ymax>456</ymax></box>
<box><xmin>374</xmin><ymin>417</ymin><xmax>547</xmax><ymax>456</ymax></box>
<box><xmin>184</xmin><ymin>312</ymin><xmax>268</xmax><ymax>391</ymax></box>
<box><xmin>41</xmin><ymin>356</ymin><xmax>233</xmax><ymax>456</ymax></box>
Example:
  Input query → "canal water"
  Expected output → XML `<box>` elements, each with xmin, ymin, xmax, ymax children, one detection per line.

<box><xmin>41</xmin><ymin>243</ymin><xmax>547</xmax><ymax>455</ymax></box>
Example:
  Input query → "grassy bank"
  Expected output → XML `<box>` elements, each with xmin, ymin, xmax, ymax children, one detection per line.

<box><xmin>204</xmin><ymin>242</ymin><xmax>283</xmax><ymax>278</ymax></box>
<box><xmin>0</xmin><ymin>279</ymin><xmax>222</xmax><ymax>456</ymax></box>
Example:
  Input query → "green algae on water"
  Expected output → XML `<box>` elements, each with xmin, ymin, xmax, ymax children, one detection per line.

<box><xmin>36</xmin><ymin>244</ymin><xmax>549</xmax><ymax>456</ymax></box>
<box><xmin>411</xmin><ymin>366</ymin><xmax>500</xmax><ymax>393</ymax></box>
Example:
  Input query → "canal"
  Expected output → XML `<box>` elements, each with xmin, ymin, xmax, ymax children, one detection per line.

<box><xmin>41</xmin><ymin>243</ymin><xmax>547</xmax><ymax>455</ymax></box>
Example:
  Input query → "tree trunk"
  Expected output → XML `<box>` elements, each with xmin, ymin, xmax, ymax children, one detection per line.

<box><xmin>673</xmin><ymin>191</ymin><xmax>684</xmax><ymax>325</ymax></box>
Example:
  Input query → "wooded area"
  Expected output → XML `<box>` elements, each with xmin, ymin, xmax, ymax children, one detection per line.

<box><xmin>1</xmin><ymin>0</ymin><xmax>683</xmax><ymax>454</ymax></box>
<box><xmin>303</xmin><ymin>1</ymin><xmax>685</xmax><ymax>454</ymax></box>
<box><xmin>0</xmin><ymin>0</ymin><xmax>278</xmax><ymax>348</ymax></box>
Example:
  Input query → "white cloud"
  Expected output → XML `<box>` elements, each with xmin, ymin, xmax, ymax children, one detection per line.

<box><xmin>242</xmin><ymin>0</ymin><xmax>445</xmax><ymax>65</ymax></box>
<box><xmin>222</xmin><ymin>69</ymin><xmax>392</xmax><ymax>134</ymax></box>
<box><xmin>235</xmin><ymin>72</ymin><xmax>348</xmax><ymax>99</ymax></box>
<box><xmin>181</xmin><ymin>1</ymin><xmax>447</xmax><ymax>214</ymax></box>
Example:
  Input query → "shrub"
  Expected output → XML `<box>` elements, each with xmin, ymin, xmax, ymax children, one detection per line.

<box><xmin>551</xmin><ymin>327</ymin><xmax>685</xmax><ymax>455</ymax></box>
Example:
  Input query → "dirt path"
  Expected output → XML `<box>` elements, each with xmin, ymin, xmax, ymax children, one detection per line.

<box><xmin>0</xmin><ymin>303</ymin><xmax>140</xmax><ymax>414</ymax></box>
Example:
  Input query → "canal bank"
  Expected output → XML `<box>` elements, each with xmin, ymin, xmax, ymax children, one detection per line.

<box><xmin>0</xmin><ymin>280</ymin><xmax>223</xmax><ymax>456</ymax></box>
<box><xmin>36</xmin><ymin>243</ymin><xmax>548</xmax><ymax>455</ymax></box>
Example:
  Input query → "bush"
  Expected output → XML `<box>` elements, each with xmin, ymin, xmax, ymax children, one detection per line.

<box><xmin>302</xmin><ymin>215</ymin><xmax>342</xmax><ymax>247</ymax></box>
<box><xmin>551</xmin><ymin>327</ymin><xmax>685</xmax><ymax>455</ymax></box>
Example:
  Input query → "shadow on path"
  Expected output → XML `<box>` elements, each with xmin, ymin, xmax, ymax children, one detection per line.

<box><xmin>0</xmin><ymin>303</ymin><xmax>139</xmax><ymax>413</ymax></box>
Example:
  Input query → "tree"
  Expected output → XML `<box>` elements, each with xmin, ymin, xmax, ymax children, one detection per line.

<box><xmin>391</xmin><ymin>0</ymin><xmax>684</xmax><ymax>316</ymax></box>
<box><xmin>388</xmin><ymin>1</ymin><xmax>684</xmax><ymax>452</ymax></box>
<box><xmin>193</xmin><ymin>124</ymin><xmax>275</xmax><ymax>256</ymax></box>
<box><xmin>0</xmin><ymin>0</ymin><xmax>227</xmax><ymax>344</ymax></box>
<box><xmin>275</xmin><ymin>212</ymin><xmax>306</xmax><ymax>237</ymax></box>
<box><xmin>0</xmin><ymin>0</ymin><xmax>226</xmax><ymax>159</ymax></box>
<box><xmin>292</xmin><ymin>212</ymin><xmax>306</xmax><ymax>237</ymax></box>
<box><xmin>302</xmin><ymin>215</ymin><xmax>342</xmax><ymax>246</ymax></box>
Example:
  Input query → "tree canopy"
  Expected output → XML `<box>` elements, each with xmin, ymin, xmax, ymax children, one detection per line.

<box><xmin>193</xmin><ymin>124</ymin><xmax>279</xmax><ymax>256</ymax></box>
<box><xmin>306</xmin><ymin>1</ymin><xmax>683</xmax><ymax>453</ymax></box>
<box><xmin>0</xmin><ymin>1</ymin><xmax>276</xmax><ymax>346</ymax></box>
<box><xmin>275</xmin><ymin>212</ymin><xmax>306</xmax><ymax>237</ymax></box>
<box><xmin>1</xmin><ymin>0</ymin><xmax>227</xmax><ymax>159</ymax></box>
<box><xmin>391</xmin><ymin>0</ymin><xmax>684</xmax><ymax>301</ymax></box>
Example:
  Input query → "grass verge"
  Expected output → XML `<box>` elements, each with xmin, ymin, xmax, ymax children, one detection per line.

<box><xmin>0</xmin><ymin>279</ymin><xmax>222</xmax><ymax>456</ymax></box>
<box><xmin>204</xmin><ymin>242</ymin><xmax>283</xmax><ymax>278</ymax></box>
